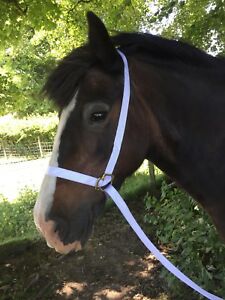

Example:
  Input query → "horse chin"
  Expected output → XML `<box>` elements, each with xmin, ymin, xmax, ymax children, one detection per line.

<box><xmin>48</xmin><ymin>196</ymin><xmax>106</xmax><ymax>254</ymax></box>
<box><xmin>36</xmin><ymin>218</ymin><xmax>82</xmax><ymax>254</ymax></box>
<box><xmin>47</xmin><ymin>235</ymin><xmax>83</xmax><ymax>254</ymax></box>
<box><xmin>54</xmin><ymin>240</ymin><xmax>82</xmax><ymax>254</ymax></box>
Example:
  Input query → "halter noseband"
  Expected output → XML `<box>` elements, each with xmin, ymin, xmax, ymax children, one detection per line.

<box><xmin>47</xmin><ymin>51</ymin><xmax>222</xmax><ymax>300</ymax></box>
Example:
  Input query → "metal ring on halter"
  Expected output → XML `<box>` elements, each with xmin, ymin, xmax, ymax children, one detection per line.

<box><xmin>95</xmin><ymin>173</ymin><xmax>114</xmax><ymax>191</ymax></box>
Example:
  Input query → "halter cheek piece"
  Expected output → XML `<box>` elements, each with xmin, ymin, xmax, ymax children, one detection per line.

<box><xmin>47</xmin><ymin>51</ymin><xmax>222</xmax><ymax>300</ymax></box>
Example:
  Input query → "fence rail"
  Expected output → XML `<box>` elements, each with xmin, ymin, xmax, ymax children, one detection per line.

<box><xmin>0</xmin><ymin>138</ymin><xmax>53</xmax><ymax>164</ymax></box>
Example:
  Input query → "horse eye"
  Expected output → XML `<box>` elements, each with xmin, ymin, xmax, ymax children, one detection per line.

<box><xmin>90</xmin><ymin>111</ymin><xmax>108</xmax><ymax>123</ymax></box>
<box><xmin>84</xmin><ymin>102</ymin><xmax>110</xmax><ymax>126</ymax></box>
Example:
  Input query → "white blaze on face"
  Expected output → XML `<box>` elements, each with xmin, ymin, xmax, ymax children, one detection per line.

<box><xmin>33</xmin><ymin>94</ymin><xmax>81</xmax><ymax>254</ymax></box>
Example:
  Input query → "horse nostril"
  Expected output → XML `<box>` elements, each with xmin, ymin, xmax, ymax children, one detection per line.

<box><xmin>53</xmin><ymin>216</ymin><xmax>69</xmax><ymax>243</ymax></box>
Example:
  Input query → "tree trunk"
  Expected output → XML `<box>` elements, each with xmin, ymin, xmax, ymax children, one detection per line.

<box><xmin>148</xmin><ymin>160</ymin><xmax>157</xmax><ymax>194</ymax></box>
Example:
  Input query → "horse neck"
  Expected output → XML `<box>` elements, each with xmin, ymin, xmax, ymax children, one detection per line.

<box><xmin>131</xmin><ymin>57</ymin><xmax>225</xmax><ymax>199</ymax></box>
<box><xmin>130</xmin><ymin>57</ymin><xmax>225</xmax><ymax>240</ymax></box>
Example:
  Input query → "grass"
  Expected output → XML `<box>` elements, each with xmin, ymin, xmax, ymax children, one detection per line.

<box><xmin>0</xmin><ymin>188</ymin><xmax>38</xmax><ymax>245</ymax></box>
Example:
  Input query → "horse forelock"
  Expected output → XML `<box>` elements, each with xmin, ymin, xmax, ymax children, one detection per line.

<box><xmin>43</xmin><ymin>45</ymin><xmax>96</xmax><ymax>109</ymax></box>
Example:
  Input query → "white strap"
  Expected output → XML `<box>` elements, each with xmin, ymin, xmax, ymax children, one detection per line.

<box><xmin>47</xmin><ymin>166</ymin><xmax>112</xmax><ymax>189</ymax></box>
<box><xmin>104</xmin><ymin>50</ymin><xmax>131</xmax><ymax>175</ymax></box>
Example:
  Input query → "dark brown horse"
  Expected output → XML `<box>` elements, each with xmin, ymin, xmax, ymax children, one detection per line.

<box><xmin>34</xmin><ymin>12</ymin><xmax>225</xmax><ymax>254</ymax></box>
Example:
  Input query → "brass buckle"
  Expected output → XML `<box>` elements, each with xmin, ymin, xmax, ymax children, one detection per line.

<box><xmin>95</xmin><ymin>173</ymin><xmax>114</xmax><ymax>191</ymax></box>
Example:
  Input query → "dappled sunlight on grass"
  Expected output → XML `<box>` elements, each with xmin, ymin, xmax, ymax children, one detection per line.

<box><xmin>93</xmin><ymin>287</ymin><xmax>131</xmax><ymax>299</ymax></box>
<box><xmin>54</xmin><ymin>252</ymin><xmax>168</xmax><ymax>300</ymax></box>
<box><xmin>57</xmin><ymin>281</ymin><xmax>87</xmax><ymax>297</ymax></box>
<box><xmin>53</xmin><ymin>253</ymin><xmax>169</xmax><ymax>300</ymax></box>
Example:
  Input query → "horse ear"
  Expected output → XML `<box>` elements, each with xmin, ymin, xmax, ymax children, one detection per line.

<box><xmin>86</xmin><ymin>11</ymin><xmax>119</xmax><ymax>68</ymax></box>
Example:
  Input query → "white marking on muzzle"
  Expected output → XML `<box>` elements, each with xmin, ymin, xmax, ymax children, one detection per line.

<box><xmin>33</xmin><ymin>94</ymin><xmax>77</xmax><ymax>246</ymax></box>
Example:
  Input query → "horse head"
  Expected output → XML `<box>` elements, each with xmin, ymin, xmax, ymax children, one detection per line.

<box><xmin>34</xmin><ymin>12</ymin><xmax>225</xmax><ymax>254</ymax></box>
<box><xmin>34</xmin><ymin>12</ymin><xmax>149</xmax><ymax>254</ymax></box>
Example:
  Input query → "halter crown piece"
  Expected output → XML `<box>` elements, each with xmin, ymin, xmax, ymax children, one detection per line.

<box><xmin>47</xmin><ymin>50</ymin><xmax>223</xmax><ymax>300</ymax></box>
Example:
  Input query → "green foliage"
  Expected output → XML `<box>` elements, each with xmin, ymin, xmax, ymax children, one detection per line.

<box><xmin>0</xmin><ymin>114</ymin><xmax>57</xmax><ymax>146</ymax></box>
<box><xmin>147</xmin><ymin>0</ymin><xmax>225</xmax><ymax>55</ymax></box>
<box><xmin>0</xmin><ymin>188</ymin><xmax>38</xmax><ymax>244</ymax></box>
<box><xmin>0</xmin><ymin>0</ymin><xmax>148</xmax><ymax>116</ymax></box>
<box><xmin>144</xmin><ymin>181</ymin><xmax>225</xmax><ymax>298</ymax></box>
<box><xmin>1</xmin><ymin>0</ymin><xmax>224</xmax><ymax>116</ymax></box>
<box><xmin>0</xmin><ymin>0</ymin><xmax>60</xmax><ymax>50</ymax></box>
<box><xmin>0</xmin><ymin>35</ymin><xmax>56</xmax><ymax>116</ymax></box>
<box><xmin>121</xmin><ymin>173</ymin><xmax>149</xmax><ymax>200</ymax></box>
<box><xmin>0</xmin><ymin>0</ymin><xmax>147</xmax><ymax>51</ymax></box>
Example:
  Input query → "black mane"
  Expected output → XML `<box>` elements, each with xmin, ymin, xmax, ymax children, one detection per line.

<box><xmin>44</xmin><ymin>32</ymin><xmax>225</xmax><ymax>108</ymax></box>
<box><xmin>113</xmin><ymin>32</ymin><xmax>225</xmax><ymax>68</ymax></box>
